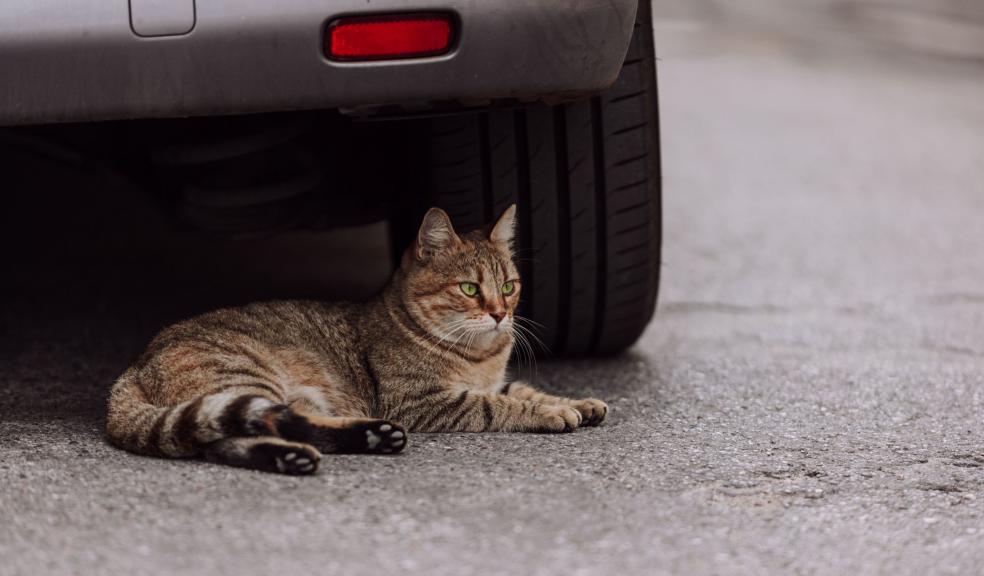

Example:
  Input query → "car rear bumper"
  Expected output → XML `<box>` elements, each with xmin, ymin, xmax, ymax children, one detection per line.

<box><xmin>0</xmin><ymin>0</ymin><xmax>637</xmax><ymax>126</ymax></box>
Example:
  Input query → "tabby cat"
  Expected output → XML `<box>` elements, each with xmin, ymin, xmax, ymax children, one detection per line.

<box><xmin>106</xmin><ymin>205</ymin><xmax>608</xmax><ymax>475</ymax></box>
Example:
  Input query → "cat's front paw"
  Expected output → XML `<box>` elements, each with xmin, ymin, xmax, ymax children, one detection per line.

<box><xmin>571</xmin><ymin>398</ymin><xmax>608</xmax><ymax>427</ymax></box>
<box><xmin>315</xmin><ymin>419</ymin><xmax>407</xmax><ymax>454</ymax></box>
<box><xmin>536</xmin><ymin>405</ymin><xmax>581</xmax><ymax>433</ymax></box>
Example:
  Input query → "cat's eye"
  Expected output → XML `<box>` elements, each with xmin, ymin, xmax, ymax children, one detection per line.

<box><xmin>501</xmin><ymin>281</ymin><xmax>516</xmax><ymax>295</ymax></box>
<box><xmin>459</xmin><ymin>282</ymin><xmax>479</xmax><ymax>297</ymax></box>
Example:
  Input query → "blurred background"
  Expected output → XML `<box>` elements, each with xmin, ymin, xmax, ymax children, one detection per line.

<box><xmin>655</xmin><ymin>0</ymin><xmax>984</xmax><ymax>69</ymax></box>
<box><xmin>651</xmin><ymin>0</ymin><xmax>984</xmax><ymax>329</ymax></box>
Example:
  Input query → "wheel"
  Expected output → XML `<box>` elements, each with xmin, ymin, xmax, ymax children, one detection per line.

<box><xmin>405</xmin><ymin>0</ymin><xmax>661</xmax><ymax>357</ymax></box>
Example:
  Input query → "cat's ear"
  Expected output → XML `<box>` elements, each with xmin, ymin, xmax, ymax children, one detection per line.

<box><xmin>416</xmin><ymin>207</ymin><xmax>460</xmax><ymax>260</ymax></box>
<box><xmin>490</xmin><ymin>204</ymin><xmax>517</xmax><ymax>248</ymax></box>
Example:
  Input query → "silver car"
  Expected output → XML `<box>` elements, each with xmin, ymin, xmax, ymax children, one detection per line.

<box><xmin>0</xmin><ymin>0</ymin><xmax>661</xmax><ymax>356</ymax></box>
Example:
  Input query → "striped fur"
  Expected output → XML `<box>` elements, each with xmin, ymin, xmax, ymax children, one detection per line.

<box><xmin>105</xmin><ymin>205</ymin><xmax>608</xmax><ymax>474</ymax></box>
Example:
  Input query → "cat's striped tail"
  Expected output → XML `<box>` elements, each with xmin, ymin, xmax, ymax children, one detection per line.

<box><xmin>104</xmin><ymin>369</ymin><xmax>298</xmax><ymax>458</ymax></box>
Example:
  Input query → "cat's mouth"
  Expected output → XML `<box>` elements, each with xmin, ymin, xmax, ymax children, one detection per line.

<box><xmin>470</xmin><ymin>316</ymin><xmax>510</xmax><ymax>335</ymax></box>
<box><xmin>491</xmin><ymin>320</ymin><xmax>513</xmax><ymax>335</ymax></box>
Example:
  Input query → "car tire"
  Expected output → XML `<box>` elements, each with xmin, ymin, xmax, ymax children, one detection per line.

<box><xmin>406</xmin><ymin>0</ymin><xmax>661</xmax><ymax>357</ymax></box>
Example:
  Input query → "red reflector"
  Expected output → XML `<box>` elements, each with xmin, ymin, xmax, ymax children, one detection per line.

<box><xmin>327</xmin><ymin>15</ymin><xmax>454</xmax><ymax>61</ymax></box>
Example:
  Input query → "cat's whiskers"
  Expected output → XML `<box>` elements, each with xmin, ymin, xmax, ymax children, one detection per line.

<box><xmin>399</xmin><ymin>331</ymin><xmax>467</xmax><ymax>378</ymax></box>
<box><xmin>517</xmin><ymin>333</ymin><xmax>537</xmax><ymax>381</ymax></box>
<box><xmin>463</xmin><ymin>325</ymin><xmax>480</xmax><ymax>356</ymax></box>
<box><xmin>512</xmin><ymin>316</ymin><xmax>550</xmax><ymax>356</ymax></box>
<box><xmin>404</xmin><ymin>318</ymin><xmax>482</xmax><ymax>374</ymax></box>
<box><xmin>432</xmin><ymin>319</ymin><xmax>472</xmax><ymax>343</ymax></box>
<box><xmin>428</xmin><ymin>321</ymin><xmax>473</xmax><ymax>352</ymax></box>
<box><xmin>409</xmin><ymin>320</ymin><xmax>472</xmax><ymax>365</ymax></box>
<box><xmin>442</xmin><ymin>322</ymin><xmax>477</xmax><ymax>359</ymax></box>
<box><xmin>509</xmin><ymin>315</ymin><xmax>553</xmax><ymax>381</ymax></box>
<box><xmin>512</xmin><ymin>314</ymin><xmax>548</xmax><ymax>331</ymax></box>
<box><xmin>508</xmin><ymin>323</ymin><xmax>537</xmax><ymax>381</ymax></box>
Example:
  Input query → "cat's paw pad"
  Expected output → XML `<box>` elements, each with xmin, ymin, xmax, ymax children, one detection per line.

<box><xmin>363</xmin><ymin>421</ymin><xmax>407</xmax><ymax>454</ymax></box>
<box><xmin>537</xmin><ymin>405</ymin><xmax>581</xmax><ymax>433</ymax></box>
<box><xmin>571</xmin><ymin>398</ymin><xmax>608</xmax><ymax>427</ymax></box>
<box><xmin>308</xmin><ymin>419</ymin><xmax>407</xmax><ymax>454</ymax></box>
<box><xmin>257</xmin><ymin>443</ymin><xmax>321</xmax><ymax>476</ymax></box>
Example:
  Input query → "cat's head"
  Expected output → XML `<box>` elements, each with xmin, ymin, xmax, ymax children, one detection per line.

<box><xmin>399</xmin><ymin>205</ymin><xmax>521</xmax><ymax>351</ymax></box>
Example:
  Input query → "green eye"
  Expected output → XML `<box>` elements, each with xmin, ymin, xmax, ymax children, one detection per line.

<box><xmin>501</xmin><ymin>281</ymin><xmax>515</xmax><ymax>295</ymax></box>
<box><xmin>460</xmin><ymin>282</ymin><xmax>479</xmax><ymax>297</ymax></box>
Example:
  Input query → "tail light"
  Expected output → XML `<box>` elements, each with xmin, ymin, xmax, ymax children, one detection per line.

<box><xmin>326</xmin><ymin>14</ymin><xmax>455</xmax><ymax>62</ymax></box>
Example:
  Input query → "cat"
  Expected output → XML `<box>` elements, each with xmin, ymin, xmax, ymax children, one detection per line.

<box><xmin>105</xmin><ymin>205</ymin><xmax>608</xmax><ymax>475</ymax></box>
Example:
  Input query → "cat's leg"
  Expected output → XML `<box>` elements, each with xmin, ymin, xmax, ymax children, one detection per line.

<box><xmin>156</xmin><ymin>394</ymin><xmax>406</xmax><ymax>457</ymax></box>
<box><xmin>107</xmin><ymin>376</ymin><xmax>302</xmax><ymax>458</ymax></box>
<box><xmin>280</xmin><ymin>411</ymin><xmax>407</xmax><ymax>455</ymax></box>
<box><xmin>398</xmin><ymin>389</ymin><xmax>582</xmax><ymax>433</ymax></box>
<box><xmin>500</xmin><ymin>381</ymin><xmax>608</xmax><ymax>426</ymax></box>
<box><xmin>204</xmin><ymin>436</ymin><xmax>321</xmax><ymax>475</ymax></box>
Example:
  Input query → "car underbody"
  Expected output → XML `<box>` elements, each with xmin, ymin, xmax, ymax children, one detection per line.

<box><xmin>0</xmin><ymin>0</ymin><xmax>660</xmax><ymax>357</ymax></box>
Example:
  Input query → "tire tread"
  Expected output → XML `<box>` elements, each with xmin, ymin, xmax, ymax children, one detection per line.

<box><xmin>416</xmin><ymin>0</ymin><xmax>661</xmax><ymax>357</ymax></box>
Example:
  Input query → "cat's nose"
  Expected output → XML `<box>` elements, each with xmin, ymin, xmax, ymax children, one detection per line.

<box><xmin>490</xmin><ymin>311</ymin><xmax>506</xmax><ymax>324</ymax></box>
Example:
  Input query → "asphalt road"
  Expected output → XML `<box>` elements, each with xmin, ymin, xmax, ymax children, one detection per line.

<box><xmin>3</xmin><ymin>2</ymin><xmax>984</xmax><ymax>575</ymax></box>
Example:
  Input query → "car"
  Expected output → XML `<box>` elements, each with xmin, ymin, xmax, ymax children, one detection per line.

<box><xmin>0</xmin><ymin>0</ymin><xmax>661</xmax><ymax>357</ymax></box>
